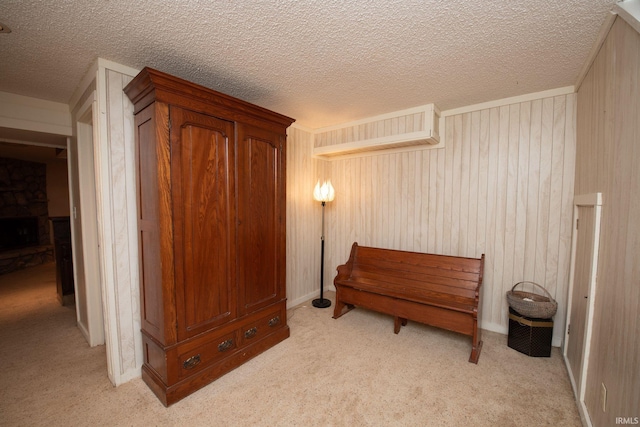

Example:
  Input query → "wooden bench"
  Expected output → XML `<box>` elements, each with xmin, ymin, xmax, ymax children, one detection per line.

<box><xmin>332</xmin><ymin>242</ymin><xmax>485</xmax><ymax>363</ymax></box>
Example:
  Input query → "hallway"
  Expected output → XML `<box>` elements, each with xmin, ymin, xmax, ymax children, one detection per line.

<box><xmin>0</xmin><ymin>263</ymin><xmax>109</xmax><ymax>424</ymax></box>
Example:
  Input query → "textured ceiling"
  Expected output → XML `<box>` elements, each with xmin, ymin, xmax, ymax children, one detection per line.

<box><xmin>0</xmin><ymin>0</ymin><xmax>616</xmax><ymax>129</ymax></box>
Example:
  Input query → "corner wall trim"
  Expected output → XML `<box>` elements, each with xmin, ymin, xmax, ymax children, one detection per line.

<box><xmin>574</xmin><ymin>11</ymin><xmax>618</xmax><ymax>91</ymax></box>
<box><xmin>614</xmin><ymin>0</ymin><xmax>640</xmax><ymax>35</ymax></box>
<box><xmin>440</xmin><ymin>86</ymin><xmax>576</xmax><ymax>118</ymax></box>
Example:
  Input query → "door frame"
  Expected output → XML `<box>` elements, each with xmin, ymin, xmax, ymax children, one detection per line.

<box><xmin>73</xmin><ymin>91</ymin><xmax>106</xmax><ymax>346</ymax></box>
<box><xmin>563</xmin><ymin>192</ymin><xmax>602</xmax><ymax>427</ymax></box>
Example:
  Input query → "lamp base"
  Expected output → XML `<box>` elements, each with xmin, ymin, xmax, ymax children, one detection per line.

<box><xmin>312</xmin><ymin>298</ymin><xmax>332</xmax><ymax>308</ymax></box>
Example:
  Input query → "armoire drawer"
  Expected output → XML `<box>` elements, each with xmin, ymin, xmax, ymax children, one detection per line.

<box><xmin>175</xmin><ymin>330</ymin><xmax>237</xmax><ymax>380</ymax></box>
<box><xmin>239</xmin><ymin>308</ymin><xmax>285</xmax><ymax>346</ymax></box>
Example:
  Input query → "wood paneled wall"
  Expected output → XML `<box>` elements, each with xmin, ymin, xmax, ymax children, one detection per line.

<box><xmin>286</xmin><ymin>94</ymin><xmax>577</xmax><ymax>347</ymax></box>
<box><xmin>575</xmin><ymin>16</ymin><xmax>640</xmax><ymax>426</ymax></box>
<box><xmin>286</xmin><ymin>126</ymin><xmax>330</xmax><ymax>307</ymax></box>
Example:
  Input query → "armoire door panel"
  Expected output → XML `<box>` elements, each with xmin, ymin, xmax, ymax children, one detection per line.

<box><xmin>237</xmin><ymin>124</ymin><xmax>285</xmax><ymax>314</ymax></box>
<box><xmin>139</xmin><ymin>225</ymin><xmax>163</xmax><ymax>334</ymax></box>
<box><xmin>171</xmin><ymin>107</ymin><xmax>238</xmax><ymax>340</ymax></box>
<box><xmin>135</xmin><ymin>104</ymin><xmax>167</xmax><ymax>342</ymax></box>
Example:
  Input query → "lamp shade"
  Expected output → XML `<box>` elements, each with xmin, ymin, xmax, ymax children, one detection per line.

<box><xmin>313</xmin><ymin>180</ymin><xmax>335</xmax><ymax>202</ymax></box>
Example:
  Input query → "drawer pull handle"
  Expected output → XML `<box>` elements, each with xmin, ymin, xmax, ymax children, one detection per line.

<box><xmin>218</xmin><ymin>339</ymin><xmax>233</xmax><ymax>353</ymax></box>
<box><xmin>244</xmin><ymin>327</ymin><xmax>258</xmax><ymax>339</ymax></box>
<box><xmin>268</xmin><ymin>316</ymin><xmax>280</xmax><ymax>327</ymax></box>
<box><xmin>183</xmin><ymin>354</ymin><xmax>201</xmax><ymax>370</ymax></box>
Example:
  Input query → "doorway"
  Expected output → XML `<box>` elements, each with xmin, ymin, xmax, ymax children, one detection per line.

<box><xmin>0</xmin><ymin>122</ymin><xmax>105</xmax><ymax>348</ymax></box>
<box><xmin>564</xmin><ymin>192</ymin><xmax>602</xmax><ymax>426</ymax></box>
<box><xmin>72</xmin><ymin>95</ymin><xmax>106</xmax><ymax>346</ymax></box>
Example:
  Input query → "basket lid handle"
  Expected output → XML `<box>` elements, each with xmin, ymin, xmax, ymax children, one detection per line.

<box><xmin>511</xmin><ymin>281</ymin><xmax>554</xmax><ymax>300</ymax></box>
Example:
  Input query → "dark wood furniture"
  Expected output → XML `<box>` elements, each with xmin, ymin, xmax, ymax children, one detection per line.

<box><xmin>50</xmin><ymin>216</ymin><xmax>74</xmax><ymax>305</ymax></box>
<box><xmin>333</xmin><ymin>242</ymin><xmax>485</xmax><ymax>363</ymax></box>
<box><xmin>124</xmin><ymin>67</ymin><xmax>294</xmax><ymax>406</ymax></box>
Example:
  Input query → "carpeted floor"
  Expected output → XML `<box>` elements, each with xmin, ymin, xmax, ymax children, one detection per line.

<box><xmin>0</xmin><ymin>263</ymin><xmax>581</xmax><ymax>426</ymax></box>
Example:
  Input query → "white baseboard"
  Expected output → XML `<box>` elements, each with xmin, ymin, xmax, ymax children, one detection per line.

<box><xmin>287</xmin><ymin>290</ymin><xmax>322</xmax><ymax>309</ymax></box>
<box><xmin>564</xmin><ymin>354</ymin><xmax>592</xmax><ymax>427</ymax></box>
<box><xmin>288</xmin><ymin>284</ymin><xmax>337</xmax><ymax>309</ymax></box>
<box><xmin>77</xmin><ymin>320</ymin><xmax>91</xmax><ymax>344</ymax></box>
<box><xmin>480</xmin><ymin>320</ymin><xmax>508</xmax><ymax>336</ymax></box>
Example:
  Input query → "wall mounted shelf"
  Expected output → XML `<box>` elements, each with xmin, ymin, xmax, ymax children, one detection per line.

<box><xmin>313</xmin><ymin>103</ymin><xmax>441</xmax><ymax>159</ymax></box>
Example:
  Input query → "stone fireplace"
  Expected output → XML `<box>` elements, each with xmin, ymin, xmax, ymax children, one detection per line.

<box><xmin>0</xmin><ymin>157</ymin><xmax>53</xmax><ymax>274</ymax></box>
<box><xmin>0</xmin><ymin>216</ymin><xmax>39</xmax><ymax>250</ymax></box>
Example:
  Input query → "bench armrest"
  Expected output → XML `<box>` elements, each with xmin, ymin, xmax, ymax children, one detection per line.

<box><xmin>335</xmin><ymin>263</ymin><xmax>351</xmax><ymax>281</ymax></box>
<box><xmin>334</xmin><ymin>242</ymin><xmax>359</xmax><ymax>283</ymax></box>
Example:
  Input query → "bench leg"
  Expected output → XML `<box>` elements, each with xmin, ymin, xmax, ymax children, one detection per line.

<box><xmin>393</xmin><ymin>317</ymin><xmax>407</xmax><ymax>334</ymax></box>
<box><xmin>469</xmin><ymin>321</ymin><xmax>483</xmax><ymax>364</ymax></box>
<box><xmin>469</xmin><ymin>340</ymin><xmax>483</xmax><ymax>364</ymax></box>
<box><xmin>332</xmin><ymin>298</ymin><xmax>355</xmax><ymax>319</ymax></box>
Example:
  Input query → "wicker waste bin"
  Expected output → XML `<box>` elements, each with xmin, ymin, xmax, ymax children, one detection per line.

<box><xmin>506</xmin><ymin>281</ymin><xmax>558</xmax><ymax>319</ymax></box>
<box><xmin>507</xmin><ymin>307</ymin><xmax>553</xmax><ymax>357</ymax></box>
<box><xmin>506</xmin><ymin>281</ymin><xmax>556</xmax><ymax>357</ymax></box>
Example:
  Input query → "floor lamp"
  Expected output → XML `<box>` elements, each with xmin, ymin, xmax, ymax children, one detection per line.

<box><xmin>312</xmin><ymin>180</ymin><xmax>335</xmax><ymax>308</ymax></box>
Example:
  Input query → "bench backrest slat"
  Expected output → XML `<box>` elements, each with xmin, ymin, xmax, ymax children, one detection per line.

<box><xmin>350</xmin><ymin>268</ymin><xmax>478</xmax><ymax>299</ymax></box>
<box><xmin>356</xmin><ymin>245</ymin><xmax>482</xmax><ymax>276</ymax></box>
<box><xmin>354</xmin><ymin>258</ymin><xmax>481</xmax><ymax>286</ymax></box>
<box><xmin>341</xmin><ymin>244</ymin><xmax>483</xmax><ymax>304</ymax></box>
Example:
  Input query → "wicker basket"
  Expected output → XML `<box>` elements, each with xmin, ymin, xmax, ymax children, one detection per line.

<box><xmin>506</xmin><ymin>281</ymin><xmax>557</xmax><ymax>318</ymax></box>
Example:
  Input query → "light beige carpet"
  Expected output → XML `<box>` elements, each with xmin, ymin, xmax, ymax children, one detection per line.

<box><xmin>0</xmin><ymin>263</ymin><xmax>581</xmax><ymax>426</ymax></box>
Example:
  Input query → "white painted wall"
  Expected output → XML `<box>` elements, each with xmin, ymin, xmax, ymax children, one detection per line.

<box><xmin>0</xmin><ymin>91</ymin><xmax>71</xmax><ymax>136</ymax></box>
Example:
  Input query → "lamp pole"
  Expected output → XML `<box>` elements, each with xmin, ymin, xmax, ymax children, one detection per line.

<box><xmin>312</xmin><ymin>180</ymin><xmax>334</xmax><ymax>308</ymax></box>
<box><xmin>313</xmin><ymin>201</ymin><xmax>331</xmax><ymax>308</ymax></box>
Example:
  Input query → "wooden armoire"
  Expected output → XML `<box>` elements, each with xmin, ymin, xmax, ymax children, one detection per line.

<box><xmin>124</xmin><ymin>67</ymin><xmax>294</xmax><ymax>406</ymax></box>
